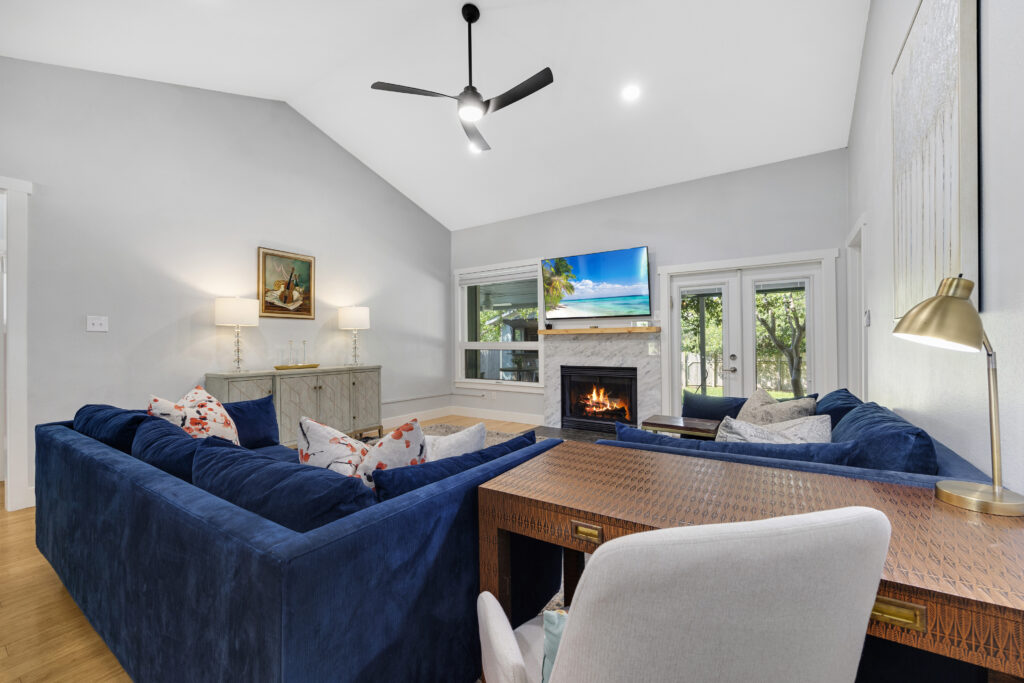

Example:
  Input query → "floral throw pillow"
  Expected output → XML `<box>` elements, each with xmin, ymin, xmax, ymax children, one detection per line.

<box><xmin>297</xmin><ymin>417</ymin><xmax>368</xmax><ymax>477</ymax></box>
<box><xmin>148</xmin><ymin>385</ymin><xmax>240</xmax><ymax>444</ymax></box>
<box><xmin>355</xmin><ymin>419</ymin><xmax>426</xmax><ymax>489</ymax></box>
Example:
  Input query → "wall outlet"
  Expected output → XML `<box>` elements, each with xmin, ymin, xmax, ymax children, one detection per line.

<box><xmin>86</xmin><ymin>315</ymin><xmax>109</xmax><ymax>332</ymax></box>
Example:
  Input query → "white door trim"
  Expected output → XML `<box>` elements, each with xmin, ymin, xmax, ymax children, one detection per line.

<box><xmin>660</xmin><ymin>249</ymin><xmax>840</xmax><ymax>415</ymax></box>
<box><xmin>1</xmin><ymin>177</ymin><xmax>33</xmax><ymax>511</ymax></box>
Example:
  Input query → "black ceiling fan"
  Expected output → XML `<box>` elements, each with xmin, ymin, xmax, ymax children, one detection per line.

<box><xmin>371</xmin><ymin>3</ymin><xmax>553</xmax><ymax>152</ymax></box>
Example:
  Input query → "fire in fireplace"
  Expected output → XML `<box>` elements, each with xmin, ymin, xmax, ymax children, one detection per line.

<box><xmin>561</xmin><ymin>365</ymin><xmax>638</xmax><ymax>432</ymax></box>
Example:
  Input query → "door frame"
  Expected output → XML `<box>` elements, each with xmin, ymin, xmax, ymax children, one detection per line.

<box><xmin>658</xmin><ymin>249</ymin><xmax>839</xmax><ymax>415</ymax></box>
<box><xmin>1</xmin><ymin>176</ymin><xmax>33</xmax><ymax>511</ymax></box>
<box><xmin>846</xmin><ymin>215</ymin><xmax>868</xmax><ymax>399</ymax></box>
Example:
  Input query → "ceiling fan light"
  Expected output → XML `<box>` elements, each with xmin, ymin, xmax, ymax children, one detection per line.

<box><xmin>458</xmin><ymin>101</ymin><xmax>485</xmax><ymax>122</ymax></box>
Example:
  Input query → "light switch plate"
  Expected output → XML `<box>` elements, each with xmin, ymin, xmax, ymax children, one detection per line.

<box><xmin>86</xmin><ymin>315</ymin><xmax>109</xmax><ymax>332</ymax></box>
<box><xmin>648</xmin><ymin>341</ymin><xmax>660</xmax><ymax>355</ymax></box>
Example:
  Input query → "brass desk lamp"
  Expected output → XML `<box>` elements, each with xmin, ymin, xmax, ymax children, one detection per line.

<box><xmin>894</xmin><ymin>276</ymin><xmax>1024</xmax><ymax>516</ymax></box>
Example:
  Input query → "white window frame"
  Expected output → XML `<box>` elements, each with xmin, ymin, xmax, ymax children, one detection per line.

<box><xmin>454</xmin><ymin>258</ymin><xmax>544</xmax><ymax>393</ymax></box>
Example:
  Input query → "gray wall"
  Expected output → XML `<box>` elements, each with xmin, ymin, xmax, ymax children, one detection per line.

<box><xmin>849</xmin><ymin>0</ymin><xmax>1024</xmax><ymax>491</ymax></box>
<box><xmin>0</xmin><ymin>57</ymin><xmax>452</xmax><ymax>478</ymax></box>
<box><xmin>452</xmin><ymin>149</ymin><xmax>850</xmax><ymax>416</ymax></box>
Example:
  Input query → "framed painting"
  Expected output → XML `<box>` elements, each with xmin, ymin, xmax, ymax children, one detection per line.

<box><xmin>891</xmin><ymin>0</ymin><xmax>979</xmax><ymax>318</ymax></box>
<box><xmin>257</xmin><ymin>247</ymin><xmax>315</xmax><ymax>319</ymax></box>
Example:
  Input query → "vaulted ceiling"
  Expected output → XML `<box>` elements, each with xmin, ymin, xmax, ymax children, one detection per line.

<box><xmin>0</xmin><ymin>0</ymin><xmax>870</xmax><ymax>230</ymax></box>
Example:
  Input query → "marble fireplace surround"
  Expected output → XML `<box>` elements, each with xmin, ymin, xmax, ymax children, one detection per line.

<box><xmin>542</xmin><ymin>332</ymin><xmax>662</xmax><ymax>428</ymax></box>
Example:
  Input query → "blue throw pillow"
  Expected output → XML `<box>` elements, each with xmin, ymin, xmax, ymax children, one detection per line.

<box><xmin>192</xmin><ymin>438</ymin><xmax>376</xmax><ymax>532</ymax></box>
<box><xmin>374</xmin><ymin>432</ymin><xmax>537</xmax><ymax>502</ymax></box>
<box><xmin>614</xmin><ymin>422</ymin><xmax>856</xmax><ymax>466</ymax></box>
<box><xmin>831</xmin><ymin>402</ymin><xmax>938</xmax><ymax>475</ymax></box>
<box><xmin>681</xmin><ymin>391</ymin><xmax>746</xmax><ymax>420</ymax></box>
<box><xmin>223</xmin><ymin>395</ymin><xmax>279</xmax><ymax>449</ymax></box>
<box><xmin>73</xmin><ymin>404</ymin><xmax>149</xmax><ymax>454</ymax></box>
<box><xmin>132</xmin><ymin>416</ymin><xmax>203</xmax><ymax>482</ymax></box>
<box><xmin>816</xmin><ymin>388</ymin><xmax>863</xmax><ymax>429</ymax></box>
<box><xmin>827</xmin><ymin>403</ymin><xmax>937</xmax><ymax>473</ymax></box>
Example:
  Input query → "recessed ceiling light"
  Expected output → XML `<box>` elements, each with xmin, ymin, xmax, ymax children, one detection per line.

<box><xmin>621</xmin><ymin>83</ymin><xmax>641</xmax><ymax>103</ymax></box>
<box><xmin>468</xmin><ymin>142</ymin><xmax>483</xmax><ymax>155</ymax></box>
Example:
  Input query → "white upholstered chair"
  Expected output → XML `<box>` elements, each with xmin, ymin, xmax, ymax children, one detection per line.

<box><xmin>478</xmin><ymin>506</ymin><xmax>891</xmax><ymax>683</ymax></box>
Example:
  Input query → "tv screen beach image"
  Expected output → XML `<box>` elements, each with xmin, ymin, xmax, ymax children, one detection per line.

<box><xmin>543</xmin><ymin>246</ymin><xmax>650</xmax><ymax>319</ymax></box>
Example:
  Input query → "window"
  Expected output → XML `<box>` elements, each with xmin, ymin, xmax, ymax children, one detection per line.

<box><xmin>456</xmin><ymin>261</ymin><xmax>542</xmax><ymax>388</ymax></box>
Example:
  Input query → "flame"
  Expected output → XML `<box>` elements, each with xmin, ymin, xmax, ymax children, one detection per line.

<box><xmin>580</xmin><ymin>384</ymin><xmax>630</xmax><ymax>421</ymax></box>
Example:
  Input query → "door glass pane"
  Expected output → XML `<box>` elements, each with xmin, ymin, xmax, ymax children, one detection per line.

<box><xmin>754</xmin><ymin>281</ymin><xmax>810</xmax><ymax>399</ymax></box>
<box><xmin>466</xmin><ymin>279</ymin><xmax>538</xmax><ymax>342</ymax></box>
<box><xmin>679</xmin><ymin>287</ymin><xmax>724</xmax><ymax>398</ymax></box>
<box><xmin>464</xmin><ymin>349</ymin><xmax>539</xmax><ymax>382</ymax></box>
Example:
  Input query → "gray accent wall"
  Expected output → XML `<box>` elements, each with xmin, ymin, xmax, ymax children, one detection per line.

<box><xmin>452</xmin><ymin>149</ymin><xmax>850</xmax><ymax>417</ymax></box>
<box><xmin>0</xmin><ymin>57</ymin><xmax>452</xmax><ymax>478</ymax></box>
<box><xmin>848</xmin><ymin>0</ymin><xmax>1024</xmax><ymax>493</ymax></box>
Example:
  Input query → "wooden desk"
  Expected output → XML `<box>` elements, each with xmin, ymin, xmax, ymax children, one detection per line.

<box><xmin>640</xmin><ymin>414</ymin><xmax>720</xmax><ymax>439</ymax></box>
<box><xmin>479</xmin><ymin>441</ymin><xmax>1024</xmax><ymax>678</ymax></box>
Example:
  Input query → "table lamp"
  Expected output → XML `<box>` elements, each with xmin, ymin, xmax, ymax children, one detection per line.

<box><xmin>215</xmin><ymin>297</ymin><xmax>259</xmax><ymax>372</ymax></box>
<box><xmin>893</xmin><ymin>276</ymin><xmax>1024</xmax><ymax>516</ymax></box>
<box><xmin>338</xmin><ymin>306</ymin><xmax>370</xmax><ymax>365</ymax></box>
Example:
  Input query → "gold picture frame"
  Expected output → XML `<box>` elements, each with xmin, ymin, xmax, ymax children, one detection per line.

<box><xmin>257</xmin><ymin>247</ymin><xmax>315</xmax><ymax>319</ymax></box>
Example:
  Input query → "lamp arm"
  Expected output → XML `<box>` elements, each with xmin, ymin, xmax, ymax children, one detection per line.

<box><xmin>983</xmin><ymin>332</ymin><xmax>1003</xmax><ymax>493</ymax></box>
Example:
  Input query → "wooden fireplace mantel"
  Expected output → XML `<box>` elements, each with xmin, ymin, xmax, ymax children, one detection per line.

<box><xmin>539</xmin><ymin>326</ymin><xmax>661</xmax><ymax>336</ymax></box>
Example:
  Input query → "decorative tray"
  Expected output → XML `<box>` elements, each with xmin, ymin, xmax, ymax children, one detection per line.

<box><xmin>273</xmin><ymin>363</ymin><xmax>320</xmax><ymax>371</ymax></box>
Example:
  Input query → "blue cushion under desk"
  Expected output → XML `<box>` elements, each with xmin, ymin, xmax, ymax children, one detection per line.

<box><xmin>595</xmin><ymin>439</ymin><xmax>987</xmax><ymax>488</ymax></box>
<box><xmin>34</xmin><ymin>421</ymin><xmax>562</xmax><ymax>683</ymax></box>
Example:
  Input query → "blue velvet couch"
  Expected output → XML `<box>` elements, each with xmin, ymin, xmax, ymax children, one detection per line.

<box><xmin>35</xmin><ymin>417</ymin><xmax>563</xmax><ymax>682</ymax></box>
<box><xmin>606</xmin><ymin>389</ymin><xmax>989</xmax><ymax>489</ymax></box>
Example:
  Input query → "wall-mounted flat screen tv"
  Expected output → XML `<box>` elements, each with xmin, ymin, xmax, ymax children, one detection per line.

<box><xmin>542</xmin><ymin>246</ymin><xmax>651</xmax><ymax>320</ymax></box>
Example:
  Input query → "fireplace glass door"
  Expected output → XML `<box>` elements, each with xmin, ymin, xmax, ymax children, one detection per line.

<box><xmin>561</xmin><ymin>366</ymin><xmax>637</xmax><ymax>432</ymax></box>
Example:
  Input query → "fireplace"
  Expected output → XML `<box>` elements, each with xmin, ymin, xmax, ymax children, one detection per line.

<box><xmin>561</xmin><ymin>365</ymin><xmax>638</xmax><ymax>432</ymax></box>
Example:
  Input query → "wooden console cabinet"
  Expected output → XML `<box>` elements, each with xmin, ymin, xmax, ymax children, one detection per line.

<box><xmin>205</xmin><ymin>365</ymin><xmax>382</xmax><ymax>446</ymax></box>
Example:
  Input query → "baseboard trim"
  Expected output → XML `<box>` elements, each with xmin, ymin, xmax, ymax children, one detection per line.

<box><xmin>382</xmin><ymin>406</ymin><xmax>458</xmax><ymax>430</ymax></box>
<box><xmin>4</xmin><ymin>484</ymin><xmax>35</xmax><ymax>512</ymax></box>
<box><xmin>443</xmin><ymin>406</ymin><xmax>544</xmax><ymax>426</ymax></box>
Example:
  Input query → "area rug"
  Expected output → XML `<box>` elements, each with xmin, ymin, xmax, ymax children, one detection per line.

<box><xmin>420</xmin><ymin>423</ymin><xmax>524</xmax><ymax>448</ymax></box>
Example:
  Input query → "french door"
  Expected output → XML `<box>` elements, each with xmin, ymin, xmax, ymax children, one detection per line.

<box><xmin>666</xmin><ymin>258</ymin><xmax>835</xmax><ymax>416</ymax></box>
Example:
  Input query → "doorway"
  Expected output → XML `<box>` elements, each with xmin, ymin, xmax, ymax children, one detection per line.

<box><xmin>661</xmin><ymin>252</ymin><xmax>838</xmax><ymax>416</ymax></box>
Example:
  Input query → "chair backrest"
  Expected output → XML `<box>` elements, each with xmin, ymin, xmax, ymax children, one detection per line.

<box><xmin>549</xmin><ymin>506</ymin><xmax>891</xmax><ymax>683</ymax></box>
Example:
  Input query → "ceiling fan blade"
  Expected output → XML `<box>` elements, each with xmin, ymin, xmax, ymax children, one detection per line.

<box><xmin>461</xmin><ymin>120</ymin><xmax>491</xmax><ymax>151</ymax></box>
<box><xmin>485</xmin><ymin>67</ymin><xmax>554</xmax><ymax>115</ymax></box>
<box><xmin>371</xmin><ymin>81</ymin><xmax>456</xmax><ymax>99</ymax></box>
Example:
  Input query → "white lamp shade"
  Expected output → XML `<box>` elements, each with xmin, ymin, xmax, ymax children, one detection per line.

<box><xmin>215</xmin><ymin>297</ymin><xmax>259</xmax><ymax>327</ymax></box>
<box><xmin>338</xmin><ymin>306</ymin><xmax>370</xmax><ymax>330</ymax></box>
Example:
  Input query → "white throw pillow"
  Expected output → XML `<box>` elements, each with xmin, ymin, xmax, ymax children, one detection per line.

<box><xmin>297</xmin><ymin>417</ymin><xmax>368</xmax><ymax>477</ymax></box>
<box><xmin>735</xmin><ymin>388</ymin><xmax>816</xmax><ymax>425</ymax></box>
<box><xmin>148</xmin><ymin>385</ymin><xmax>240</xmax><ymax>444</ymax></box>
<box><xmin>715</xmin><ymin>415</ymin><xmax>832</xmax><ymax>444</ymax></box>
<box><xmin>355</xmin><ymin>419</ymin><xmax>427</xmax><ymax>488</ymax></box>
<box><xmin>424</xmin><ymin>423</ymin><xmax>486</xmax><ymax>462</ymax></box>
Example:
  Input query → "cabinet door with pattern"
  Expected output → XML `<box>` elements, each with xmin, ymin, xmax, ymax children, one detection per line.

<box><xmin>277</xmin><ymin>375</ymin><xmax>319</xmax><ymax>446</ymax></box>
<box><xmin>352</xmin><ymin>370</ymin><xmax>381</xmax><ymax>430</ymax></box>
<box><xmin>317</xmin><ymin>372</ymin><xmax>352</xmax><ymax>433</ymax></box>
<box><xmin>226</xmin><ymin>377</ymin><xmax>273</xmax><ymax>403</ymax></box>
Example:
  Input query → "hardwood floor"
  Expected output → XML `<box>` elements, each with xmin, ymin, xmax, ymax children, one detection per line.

<box><xmin>0</xmin><ymin>417</ymin><xmax>536</xmax><ymax>681</ymax></box>
<box><xmin>0</xmin><ymin>482</ymin><xmax>130</xmax><ymax>682</ymax></box>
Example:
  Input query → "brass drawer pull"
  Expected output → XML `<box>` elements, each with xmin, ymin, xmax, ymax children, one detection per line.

<box><xmin>571</xmin><ymin>520</ymin><xmax>603</xmax><ymax>544</ymax></box>
<box><xmin>871</xmin><ymin>596</ymin><xmax>927</xmax><ymax>632</ymax></box>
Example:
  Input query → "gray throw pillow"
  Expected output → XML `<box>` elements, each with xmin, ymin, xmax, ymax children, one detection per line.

<box><xmin>715</xmin><ymin>415</ymin><xmax>832</xmax><ymax>444</ymax></box>
<box><xmin>735</xmin><ymin>388</ymin><xmax>816</xmax><ymax>425</ymax></box>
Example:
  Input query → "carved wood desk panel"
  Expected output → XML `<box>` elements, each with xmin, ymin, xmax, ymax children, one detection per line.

<box><xmin>478</xmin><ymin>441</ymin><xmax>1024</xmax><ymax>677</ymax></box>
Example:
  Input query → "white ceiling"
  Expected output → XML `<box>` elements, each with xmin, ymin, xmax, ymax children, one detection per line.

<box><xmin>0</xmin><ymin>0</ymin><xmax>870</xmax><ymax>230</ymax></box>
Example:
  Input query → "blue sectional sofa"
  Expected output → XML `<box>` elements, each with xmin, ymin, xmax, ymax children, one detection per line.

<box><xmin>35</xmin><ymin>405</ymin><xmax>563</xmax><ymax>683</ymax></box>
<box><xmin>607</xmin><ymin>389</ymin><xmax>989</xmax><ymax>488</ymax></box>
